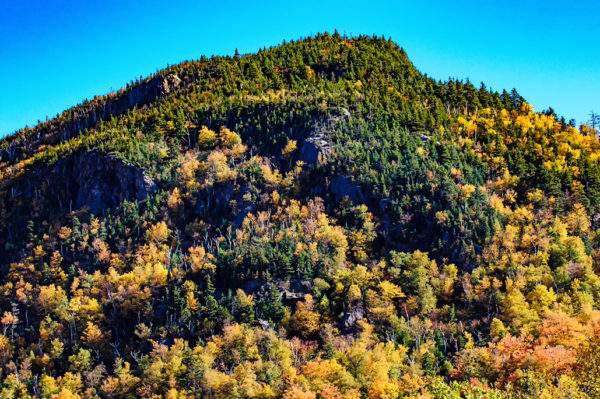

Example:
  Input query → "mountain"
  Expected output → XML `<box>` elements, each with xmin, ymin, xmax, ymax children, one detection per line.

<box><xmin>1</xmin><ymin>32</ymin><xmax>599</xmax><ymax>398</ymax></box>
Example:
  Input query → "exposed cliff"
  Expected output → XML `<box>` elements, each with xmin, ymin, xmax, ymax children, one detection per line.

<box><xmin>0</xmin><ymin>74</ymin><xmax>182</xmax><ymax>164</ymax></box>
<box><xmin>69</xmin><ymin>152</ymin><xmax>156</xmax><ymax>213</ymax></box>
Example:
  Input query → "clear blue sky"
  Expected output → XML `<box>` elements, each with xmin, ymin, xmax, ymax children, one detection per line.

<box><xmin>1</xmin><ymin>0</ymin><xmax>599</xmax><ymax>137</ymax></box>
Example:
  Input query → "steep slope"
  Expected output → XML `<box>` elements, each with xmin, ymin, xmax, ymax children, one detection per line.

<box><xmin>0</xmin><ymin>33</ymin><xmax>599</xmax><ymax>398</ymax></box>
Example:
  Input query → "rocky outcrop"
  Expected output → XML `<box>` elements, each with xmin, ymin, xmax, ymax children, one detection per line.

<box><xmin>128</xmin><ymin>74</ymin><xmax>182</xmax><ymax>107</ymax></box>
<box><xmin>342</xmin><ymin>306</ymin><xmax>365</xmax><ymax>331</ymax></box>
<box><xmin>237</xmin><ymin>279</ymin><xmax>311</xmax><ymax>307</ymax></box>
<box><xmin>66</xmin><ymin>73</ymin><xmax>183</xmax><ymax>140</ymax></box>
<box><xmin>299</xmin><ymin>134</ymin><xmax>331</xmax><ymax>165</ymax></box>
<box><xmin>1</xmin><ymin>74</ymin><xmax>183</xmax><ymax>164</ymax></box>
<box><xmin>417</xmin><ymin>133</ymin><xmax>431</xmax><ymax>143</ymax></box>
<box><xmin>331</xmin><ymin>175</ymin><xmax>365</xmax><ymax>203</ymax></box>
<box><xmin>278</xmin><ymin>279</ymin><xmax>312</xmax><ymax>301</ymax></box>
<box><xmin>66</xmin><ymin>152</ymin><xmax>156</xmax><ymax>213</ymax></box>
<box><xmin>194</xmin><ymin>182</ymin><xmax>257</xmax><ymax>227</ymax></box>
<box><xmin>298</xmin><ymin>137</ymin><xmax>328</xmax><ymax>165</ymax></box>
<box><xmin>297</xmin><ymin>108</ymin><xmax>350</xmax><ymax>165</ymax></box>
<box><xmin>195</xmin><ymin>182</ymin><xmax>236</xmax><ymax>216</ymax></box>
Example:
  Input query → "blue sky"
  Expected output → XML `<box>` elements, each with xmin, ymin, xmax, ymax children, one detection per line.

<box><xmin>1</xmin><ymin>0</ymin><xmax>598</xmax><ymax>137</ymax></box>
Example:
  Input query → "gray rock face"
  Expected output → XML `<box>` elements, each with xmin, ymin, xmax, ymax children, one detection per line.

<box><xmin>194</xmin><ymin>183</ymin><xmax>257</xmax><ymax>227</ymax></box>
<box><xmin>235</xmin><ymin>202</ymin><xmax>257</xmax><ymax>226</ymax></box>
<box><xmin>69</xmin><ymin>152</ymin><xmax>156</xmax><ymax>213</ymax></box>
<box><xmin>298</xmin><ymin>135</ymin><xmax>331</xmax><ymax>165</ymax></box>
<box><xmin>417</xmin><ymin>133</ymin><xmax>431</xmax><ymax>143</ymax></box>
<box><xmin>195</xmin><ymin>183</ymin><xmax>235</xmax><ymax>216</ymax></box>
<box><xmin>297</xmin><ymin>108</ymin><xmax>350</xmax><ymax>166</ymax></box>
<box><xmin>278</xmin><ymin>279</ymin><xmax>312</xmax><ymax>301</ymax></box>
<box><xmin>129</xmin><ymin>73</ymin><xmax>182</xmax><ymax>107</ymax></box>
<box><xmin>160</xmin><ymin>74</ymin><xmax>183</xmax><ymax>95</ymax></box>
<box><xmin>1</xmin><ymin>74</ymin><xmax>184</xmax><ymax>164</ymax></box>
<box><xmin>342</xmin><ymin>306</ymin><xmax>365</xmax><ymax>330</ymax></box>
<box><xmin>331</xmin><ymin>175</ymin><xmax>365</xmax><ymax>203</ymax></box>
<box><xmin>257</xmin><ymin>318</ymin><xmax>271</xmax><ymax>330</ymax></box>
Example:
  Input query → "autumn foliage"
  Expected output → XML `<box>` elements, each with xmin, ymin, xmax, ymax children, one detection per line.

<box><xmin>0</xmin><ymin>32</ymin><xmax>600</xmax><ymax>398</ymax></box>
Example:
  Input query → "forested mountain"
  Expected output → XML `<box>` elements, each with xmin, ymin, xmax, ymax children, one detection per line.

<box><xmin>1</xmin><ymin>32</ymin><xmax>600</xmax><ymax>398</ymax></box>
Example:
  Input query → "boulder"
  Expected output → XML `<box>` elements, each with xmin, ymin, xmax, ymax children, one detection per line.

<box><xmin>278</xmin><ymin>279</ymin><xmax>312</xmax><ymax>301</ymax></box>
<box><xmin>258</xmin><ymin>318</ymin><xmax>271</xmax><ymax>330</ymax></box>
<box><xmin>341</xmin><ymin>306</ymin><xmax>365</xmax><ymax>331</ymax></box>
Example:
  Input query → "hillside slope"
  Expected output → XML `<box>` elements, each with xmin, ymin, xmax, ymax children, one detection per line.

<box><xmin>1</xmin><ymin>33</ymin><xmax>600</xmax><ymax>398</ymax></box>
